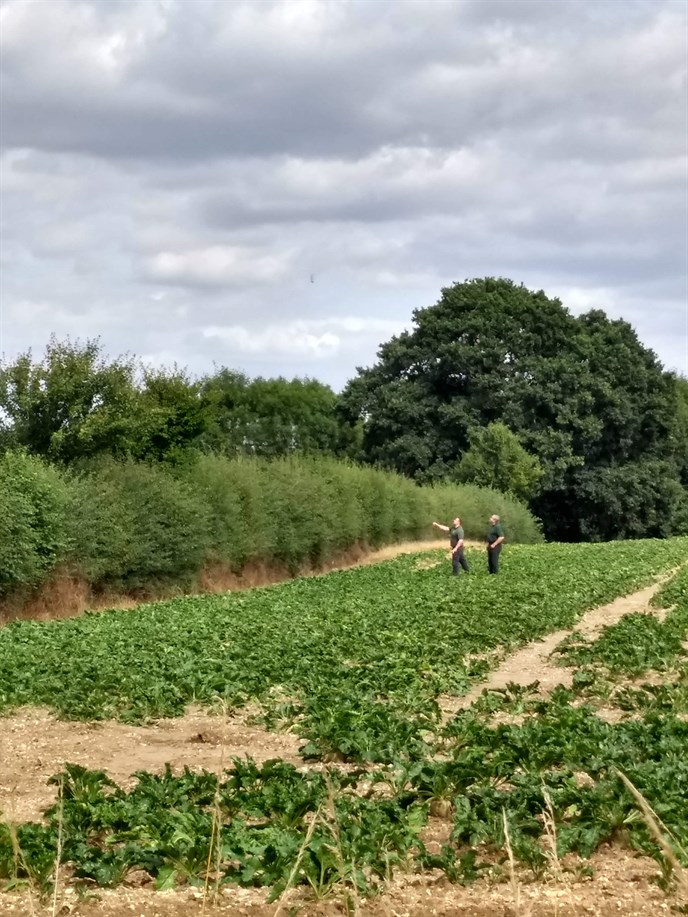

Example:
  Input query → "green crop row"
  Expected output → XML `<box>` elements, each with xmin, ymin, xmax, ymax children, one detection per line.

<box><xmin>1</xmin><ymin>538</ymin><xmax>686</xmax><ymax>762</ymax></box>
<box><xmin>555</xmin><ymin>562</ymin><xmax>688</xmax><ymax>677</ymax></box>
<box><xmin>2</xmin><ymin>697</ymin><xmax>686</xmax><ymax>899</ymax></box>
<box><xmin>2</xmin><ymin>539</ymin><xmax>688</xmax><ymax>903</ymax></box>
<box><xmin>0</xmin><ymin>450</ymin><xmax>541</xmax><ymax>606</ymax></box>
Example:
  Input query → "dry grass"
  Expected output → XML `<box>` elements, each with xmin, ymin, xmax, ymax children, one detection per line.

<box><xmin>50</xmin><ymin>778</ymin><xmax>64</xmax><ymax>917</ymax></box>
<box><xmin>0</xmin><ymin>540</ymin><xmax>451</xmax><ymax>626</ymax></box>
<box><xmin>616</xmin><ymin>770</ymin><xmax>688</xmax><ymax>901</ymax></box>
<box><xmin>502</xmin><ymin>810</ymin><xmax>525</xmax><ymax>916</ymax></box>
<box><xmin>0</xmin><ymin>813</ymin><xmax>38</xmax><ymax>916</ymax></box>
<box><xmin>271</xmin><ymin>807</ymin><xmax>322</xmax><ymax>917</ymax></box>
<box><xmin>201</xmin><ymin>733</ymin><xmax>226</xmax><ymax>914</ymax></box>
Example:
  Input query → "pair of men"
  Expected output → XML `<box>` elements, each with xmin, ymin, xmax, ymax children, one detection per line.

<box><xmin>432</xmin><ymin>515</ymin><xmax>505</xmax><ymax>575</ymax></box>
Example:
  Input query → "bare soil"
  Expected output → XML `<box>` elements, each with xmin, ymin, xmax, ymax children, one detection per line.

<box><xmin>0</xmin><ymin>846</ymin><xmax>680</xmax><ymax>916</ymax></box>
<box><xmin>0</xmin><ymin>706</ymin><xmax>303</xmax><ymax>823</ymax></box>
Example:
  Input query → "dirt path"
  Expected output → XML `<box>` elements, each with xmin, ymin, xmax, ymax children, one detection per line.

<box><xmin>441</xmin><ymin>572</ymin><xmax>677</xmax><ymax>717</ymax></box>
<box><xmin>0</xmin><ymin>706</ymin><xmax>304</xmax><ymax>823</ymax></box>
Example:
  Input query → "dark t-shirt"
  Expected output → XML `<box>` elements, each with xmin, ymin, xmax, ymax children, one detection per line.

<box><xmin>450</xmin><ymin>526</ymin><xmax>464</xmax><ymax>548</ymax></box>
<box><xmin>487</xmin><ymin>523</ymin><xmax>504</xmax><ymax>545</ymax></box>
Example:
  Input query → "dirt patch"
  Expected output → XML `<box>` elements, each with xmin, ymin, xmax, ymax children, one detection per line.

<box><xmin>1</xmin><ymin>540</ymin><xmax>452</xmax><ymax>626</ymax></box>
<box><xmin>0</xmin><ymin>706</ymin><xmax>303</xmax><ymax>823</ymax></box>
<box><xmin>0</xmin><ymin>846</ymin><xmax>679</xmax><ymax>916</ymax></box>
<box><xmin>441</xmin><ymin>575</ymin><xmax>676</xmax><ymax>718</ymax></box>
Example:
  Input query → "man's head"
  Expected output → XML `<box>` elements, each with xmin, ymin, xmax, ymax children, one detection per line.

<box><xmin>490</xmin><ymin>514</ymin><xmax>500</xmax><ymax>525</ymax></box>
<box><xmin>453</xmin><ymin>516</ymin><xmax>461</xmax><ymax>527</ymax></box>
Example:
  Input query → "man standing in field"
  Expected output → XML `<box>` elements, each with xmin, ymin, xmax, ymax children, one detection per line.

<box><xmin>433</xmin><ymin>517</ymin><xmax>470</xmax><ymax>575</ymax></box>
<box><xmin>487</xmin><ymin>515</ymin><xmax>505</xmax><ymax>574</ymax></box>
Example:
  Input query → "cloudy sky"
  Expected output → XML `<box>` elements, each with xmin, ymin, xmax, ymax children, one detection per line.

<box><xmin>1</xmin><ymin>0</ymin><xmax>687</xmax><ymax>390</ymax></box>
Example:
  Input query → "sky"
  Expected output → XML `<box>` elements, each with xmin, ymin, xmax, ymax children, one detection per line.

<box><xmin>1</xmin><ymin>0</ymin><xmax>687</xmax><ymax>392</ymax></box>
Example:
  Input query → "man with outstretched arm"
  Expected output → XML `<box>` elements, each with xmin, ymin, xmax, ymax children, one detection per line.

<box><xmin>432</xmin><ymin>517</ymin><xmax>470</xmax><ymax>575</ymax></box>
<box><xmin>486</xmin><ymin>514</ymin><xmax>505</xmax><ymax>574</ymax></box>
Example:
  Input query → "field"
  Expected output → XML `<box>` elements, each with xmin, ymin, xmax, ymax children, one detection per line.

<box><xmin>1</xmin><ymin>538</ymin><xmax>688</xmax><ymax>916</ymax></box>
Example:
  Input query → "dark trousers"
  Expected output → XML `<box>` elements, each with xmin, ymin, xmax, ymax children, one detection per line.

<box><xmin>452</xmin><ymin>549</ymin><xmax>470</xmax><ymax>575</ymax></box>
<box><xmin>487</xmin><ymin>545</ymin><xmax>501</xmax><ymax>574</ymax></box>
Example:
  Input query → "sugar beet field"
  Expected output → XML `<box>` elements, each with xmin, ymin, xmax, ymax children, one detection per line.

<box><xmin>1</xmin><ymin>539</ymin><xmax>688</xmax><ymax>916</ymax></box>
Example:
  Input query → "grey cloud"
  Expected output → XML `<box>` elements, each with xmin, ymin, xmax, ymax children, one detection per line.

<box><xmin>1</xmin><ymin>0</ymin><xmax>686</xmax><ymax>388</ymax></box>
<box><xmin>2</xmin><ymin>0</ymin><xmax>684</xmax><ymax>164</ymax></box>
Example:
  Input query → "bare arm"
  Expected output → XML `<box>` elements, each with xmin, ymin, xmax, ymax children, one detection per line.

<box><xmin>432</xmin><ymin>522</ymin><xmax>449</xmax><ymax>533</ymax></box>
<box><xmin>451</xmin><ymin>537</ymin><xmax>464</xmax><ymax>555</ymax></box>
<box><xmin>490</xmin><ymin>535</ymin><xmax>505</xmax><ymax>549</ymax></box>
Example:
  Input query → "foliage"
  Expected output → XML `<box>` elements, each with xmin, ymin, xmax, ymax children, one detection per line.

<box><xmin>0</xmin><ymin>540</ymin><xmax>684</xmax><ymax>748</ymax></box>
<box><xmin>0</xmin><ymin>451</ymin><xmax>71</xmax><ymax>595</ymax></box>
<box><xmin>0</xmin><ymin>340</ymin><xmax>354</xmax><ymax>467</ymax></box>
<box><xmin>433</xmin><ymin>699</ymin><xmax>688</xmax><ymax>868</ymax></box>
<box><xmin>453</xmin><ymin>422</ymin><xmax>543</xmax><ymax>501</ymax></box>
<box><xmin>339</xmin><ymin>278</ymin><xmax>687</xmax><ymax>541</ymax></box>
<box><xmin>673</xmin><ymin>377</ymin><xmax>688</xmax><ymax>486</ymax></box>
<box><xmin>0</xmin><ymin>760</ymin><xmax>423</xmax><ymax>898</ymax></box>
<box><xmin>4</xmin><ymin>703</ymin><xmax>687</xmax><ymax>896</ymax></box>
<box><xmin>135</xmin><ymin>367</ymin><xmax>213</xmax><ymax>464</ymax></box>
<box><xmin>67</xmin><ymin>460</ymin><xmax>213</xmax><ymax>590</ymax></box>
<box><xmin>569</xmin><ymin>458</ymin><xmax>688</xmax><ymax>542</ymax></box>
<box><xmin>0</xmin><ymin>452</ymin><xmax>541</xmax><ymax>603</ymax></box>
<box><xmin>0</xmin><ymin>337</ymin><xmax>144</xmax><ymax>463</ymax></box>
<box><xmin>556</xmin><ymin>612</ymin><xmax>688</xmax><ymax>676</ymax></box>
<box><xmin>200</xmin><ymin>370</ymin><xmax>357</xmax><ymax>458</ymax></box>
<box><xmin>554</xmin><ymin>564</ymin><xmax>688</xmax><ymax>680</ymax></box>
<box><xmin>2</xmin><ymin>543</ymin><xmax>688</xmax><ymax>899</ymax></box>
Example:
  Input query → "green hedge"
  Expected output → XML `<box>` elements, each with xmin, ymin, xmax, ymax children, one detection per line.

<box><xmin>0</xmin><ymin>450</ymin><xmax>542</xmax><ymax>598</ymax></box>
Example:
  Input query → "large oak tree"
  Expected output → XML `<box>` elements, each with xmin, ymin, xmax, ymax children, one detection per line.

<box><xmin>339</xmin><ymin>278</ymin><xmax>686</xmax><ymax>541</ymax></box>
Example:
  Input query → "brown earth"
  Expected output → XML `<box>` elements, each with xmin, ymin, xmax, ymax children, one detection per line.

<box><xmin>0</xmin><ymin>846</ymin><xmax>680</xmax><ymax>916</ymax></box>
<box><xmin>0</xmin><ymin>706</ymin><xmax>304</xmax><ymax>824</ymax></box>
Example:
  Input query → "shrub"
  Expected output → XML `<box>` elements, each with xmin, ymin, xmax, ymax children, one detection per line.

<box><xmin>0</xmin><ymin>451</ymin><xmax>71</xmax><ymax>595</ymax></box>
<box><xmin>0</xmin><ymin>451</ymin><xmax>542</xmax><ymax>606</ymax></box>
<box><xmin>68</xmin><ymin>460</ymin><xmax>212</xmax><ymax>590</ymax></box>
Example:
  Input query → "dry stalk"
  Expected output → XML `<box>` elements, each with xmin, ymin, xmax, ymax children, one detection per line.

<box><xmin>323</xmin><ymin>775</ymin><xmax>360</xmax><ymax>917</ymax></box>
<box><xmin>51</xmin><ymin>776</ymin><xmax>65</xmax><ymax>917</ymax></box>
<box><xmin>502</xmin><ymin>809</ymin><xmax>522</xmax><ymax>916</ymax></box>
<box><xmin>1</xmin><ymin>811</ymin><xmax>38</xmax><ymax>917</ymax></box>
<box><xmin>272</xmin><ymin>806</ymin><xmax>322</xmax><ymax>917</ymax></box>
<box><xmin>202</xmin><ymin>707</ymin><xmax>229</xmax><ymax>913</ymax></box>
<box><xmin>541</xmin><ymin>787</ymin><xmax>562</xmax><ymax>881</ymax></box>
<box><xmin>541</xmin><ymin>786</ymin><xmax>578</xmax><ymax>917</ymax></box>
<box><xmin>616</xmin><ymin>769</ymin><xmax>688</xmax><ymax>899</ymax></box>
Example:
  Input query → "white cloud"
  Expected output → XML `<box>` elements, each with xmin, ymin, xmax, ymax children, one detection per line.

<box><xmin>202</xmin><ymin>316</ymin><xmax>409</xmax><ymax>360</ymax></box>
<box><xmin>145</xmin><ymin>245</ymin><xmax>293</xmax><ymax>287</ymax></box>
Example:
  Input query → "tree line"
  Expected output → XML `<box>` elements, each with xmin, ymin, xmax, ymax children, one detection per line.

<box><xmin>2</xmin><ymin>277</ymin><xmax>686</xmax><ymax>542</ymax></box>
<box><xmin>0</xmin><ymin>339</ymin><xmax>358</xmax><ymax>465</ymax></box>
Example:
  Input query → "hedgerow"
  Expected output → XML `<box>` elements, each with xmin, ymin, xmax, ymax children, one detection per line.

<box><xmin>0</xmin><ymin>450</ymin><xmax>541</xmax><ymax>600</ymax></box>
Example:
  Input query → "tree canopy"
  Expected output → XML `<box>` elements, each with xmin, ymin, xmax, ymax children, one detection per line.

<box><xmin>0</xmin><ymin>339</ymin><xmax>354</xmax><ymax>466</ymax></box>
<box><xmin>339</xmin><ymin>278</ymin><xmax>687</xmax><ymax>541</ymax></box>
<box><xmin>454</xmin><ymin>422</ymin><xmax>543</xmax><ymax>503</ymax></box>
<box><xmin>0</xmin><ymin>338</ymin><xmax>144</xmax><ymax>463</ymax></box>
<box><xmin>199</xmin><ymin>369</ymin><xmax>358</xmax><ymax>458</ymax></box>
